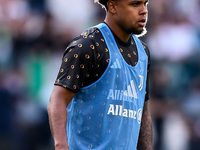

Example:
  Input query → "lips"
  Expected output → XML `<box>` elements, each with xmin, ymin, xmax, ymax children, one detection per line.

<box><xmin>138</xmin><ymin>19</ymin><xmax>146</xmax><ymax>27</ymax></box>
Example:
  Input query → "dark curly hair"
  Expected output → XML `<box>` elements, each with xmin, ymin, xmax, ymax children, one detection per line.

<box><xmin>94</xmin><ymin>0</ymin><xmax>109</xmax><ymax>10</ymax></box>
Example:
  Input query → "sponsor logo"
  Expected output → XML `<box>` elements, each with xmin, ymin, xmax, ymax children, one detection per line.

<box><xmin>124</xmin><ymin>80</ymin><xmax>138</xmax><ymax>99</ymax></box>
<box><xmin>107</xmin><ymin>89</ymin><xmax>133</xmax><ymax>102</ymax></box>
<box><xmin>107</xmin><ymin>104</ymin><xmax>142</xmax><ymax>124</ymax></box>
<box><xmin>107</xmin><ymin>75</ymin><xmax>144</xmax><ymax>101</ymax></box>
<box><xmin>110</xmin><ymin>58</ymin><xmax>121</xmax><ymax>69</ymax></box>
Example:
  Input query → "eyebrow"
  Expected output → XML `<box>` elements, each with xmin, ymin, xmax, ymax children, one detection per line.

<box><xmin>129</xmin><ymin>0</ymin><xmax>149</xmax><ymax>5</ymax></box>
<box><xmin>130</xmin><ymin>0</ymin><xmax>149</xmax><ymax>2</ymax></box>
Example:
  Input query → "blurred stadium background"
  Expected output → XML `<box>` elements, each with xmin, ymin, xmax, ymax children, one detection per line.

<box><xmin>0</xmin><ymin>0</ymin><xmax>200</xmax><ymax>150</ymax></box>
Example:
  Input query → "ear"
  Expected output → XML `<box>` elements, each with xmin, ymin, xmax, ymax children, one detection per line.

<box><xmin>107</xmin><ymin>0</ymin><xmax>117</xmax><ymax>14</ymax></box>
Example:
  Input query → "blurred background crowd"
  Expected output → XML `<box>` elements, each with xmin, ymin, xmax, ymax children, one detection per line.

<box><xmin>0</xmin><ymin>0</ymin><xmax>199</xmax><ymax>150</ymax></box>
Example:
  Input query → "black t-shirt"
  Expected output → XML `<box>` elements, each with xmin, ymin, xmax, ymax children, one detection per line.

<box><xmin>55</xmin><ymin>26</ymin><xmax>150</xmax><ymax>101</ymax></box>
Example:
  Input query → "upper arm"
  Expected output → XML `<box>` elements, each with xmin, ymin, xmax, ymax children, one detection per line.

<box><xmin>55</xmin><ymin>29</ymin><xmax>109</xmax><ymax>92</ymax></box>
<box><xmin>141</xmin><ymin>42</ymin><xmax>150</xmax><ymax>101</ymax></box>
<box><xmin>55</xmin><ymin>37</ymin><xmax>98</xmax><ymax>92</ymax></box>
<box><xmin>49</xmin><ymin>85</ymin><xmax>76</xmax><ymax>107</ymax></box>
<box><xmin>143</xmin><ymin>100</ymin><xmax>151</xmax><ymax>116</ymax></box>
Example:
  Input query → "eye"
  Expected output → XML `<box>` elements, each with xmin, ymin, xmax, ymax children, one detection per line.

<box><xmin>145</xmin><ymin>1</ymin><xmax>149</xmax><ymax>6</ymax></box>
<box><xmin>131</xmin><ymin>2</ymin><xmax>140</xmax><ymax>6</ymax></box>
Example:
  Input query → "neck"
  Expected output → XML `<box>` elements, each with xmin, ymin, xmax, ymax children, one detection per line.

<box><xmin>104</xmin><ymin>15</ymin><xmax>131</xmax><ymax>43</ymax></box>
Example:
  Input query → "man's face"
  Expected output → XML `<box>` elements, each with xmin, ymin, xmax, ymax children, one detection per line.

<box><xmin>114</xmin><ymin>0</ymin><xmax>149</xmax><ymax>35</ymax></box>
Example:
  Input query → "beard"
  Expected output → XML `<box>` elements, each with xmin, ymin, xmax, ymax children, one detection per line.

<box><xmin>127</xmin><ymin>27</ymin><xmax>147</xmax><ymax>37</ymax></box>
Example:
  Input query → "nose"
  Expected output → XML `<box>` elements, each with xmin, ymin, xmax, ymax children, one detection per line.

<box><xmin>140</xmin><ymin>5</ymin><xmax>148</xmax><ymax>15</ymax></box>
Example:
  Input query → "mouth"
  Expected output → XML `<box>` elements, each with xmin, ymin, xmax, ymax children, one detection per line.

<box><xmin>137</xmin><ymin>19</ymin><xmax>146</xmax><ymax>27</ymax></box>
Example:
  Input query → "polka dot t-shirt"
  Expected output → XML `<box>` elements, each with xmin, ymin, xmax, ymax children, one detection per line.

<box><xmin>55</xmin><ymin>27</ymin><xmax>150</xmax><ymax>101</ymax></box>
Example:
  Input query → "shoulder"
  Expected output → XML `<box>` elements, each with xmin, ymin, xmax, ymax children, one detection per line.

<box><xmin>140</xmin><ymin>40</ymin><xmax>150</xmax><ymax>59</ymax></box>
<box><xmin>63</xmin><ymin>27</ymin><xmax>105</xmax><ymax>57</ymax></box>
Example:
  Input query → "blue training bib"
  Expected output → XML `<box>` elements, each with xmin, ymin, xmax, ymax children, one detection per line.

<box><xmin>67</xmin><ymin>23</ymin><xmax>148</xmax><ymax>150</ymax></box>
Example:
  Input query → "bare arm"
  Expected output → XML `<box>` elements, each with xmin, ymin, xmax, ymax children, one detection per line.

<box><xmin>47</xmin><ymin>85</ymin><xmax>76</xmax><ymax>150</ymax></box>
<box><xmin>137</xmin><ymin>100</ymin><xmax>153</xmax><ymax>150</ymax></box>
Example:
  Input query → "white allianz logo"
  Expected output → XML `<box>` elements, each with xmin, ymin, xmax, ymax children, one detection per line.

<box><xmin>110</xmin><ymin>58</ymin><xmax>121</xmax><ymax>69</ymax></box>
<box><xmin>123</xmin><ymin>76</ymin><xmax>144</xmax><ymax>99</ymax></box>
<box><xmin>107</xmin><ymin>104</ymin><xmax>143</xmax><ymax>124</ymax></box>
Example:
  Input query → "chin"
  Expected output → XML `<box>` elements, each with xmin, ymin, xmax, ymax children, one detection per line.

<box><xmin>128</xmin><ymin>27</ymin><xmax>147</xmax><ymax>37</ymax></box>
<box><xmin>135</xmin><ymin>27</ymin><xmax>147</xmax><ymax>37</ymax></box>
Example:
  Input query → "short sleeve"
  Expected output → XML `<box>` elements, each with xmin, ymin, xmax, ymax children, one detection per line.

<box><xmin>54</xmin><ymin>36</ymin><xmax>98</xmax><ymax>92</ymax></box>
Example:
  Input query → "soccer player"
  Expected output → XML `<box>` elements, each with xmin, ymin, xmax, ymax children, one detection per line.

<box><xmin>47</xmin><ymin>0</ymin><xmax>153</xmax><ymax>149</ymax></box>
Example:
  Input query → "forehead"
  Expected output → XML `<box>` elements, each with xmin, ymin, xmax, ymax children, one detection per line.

<box><xmin>117</xmin><ymin>0</ymin><xmax>148</xmax><ymax>2</ymax></box>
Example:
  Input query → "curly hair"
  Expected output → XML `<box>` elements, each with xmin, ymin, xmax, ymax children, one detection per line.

<box><xmin>94</xmin><ymin>0</ymin><xmax>109</xmax><ymax>10</ymax></box>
